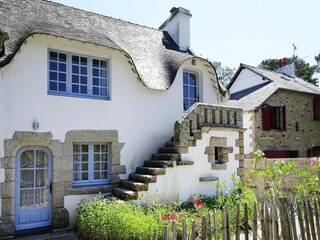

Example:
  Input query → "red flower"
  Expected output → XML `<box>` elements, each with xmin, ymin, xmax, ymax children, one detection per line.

<box><xmin>198</xmin><ymin>202</ymin><xmax>204</xmax><ymax>208</ymax></box>
<box><xmin>169</xmin><ymin>214</ymin><xmax>177</xmax><ymax>221</ymax></box>
<box><xmin>163</xmin><ymin>214</ymin><xmax>169</xmax><ymax>221</ymax></box>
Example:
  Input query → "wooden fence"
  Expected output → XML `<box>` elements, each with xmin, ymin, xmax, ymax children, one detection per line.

<box><xmin>154</xmin><ymin>198</ymin><xmax>320</xmax><ymax>240</ymax></box>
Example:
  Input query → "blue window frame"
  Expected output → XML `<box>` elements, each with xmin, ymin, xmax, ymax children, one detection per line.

<box><xmin>183</xmin><ymin>71</ymin><xmax>199</xmax><ymax>110</ymax></box>
<box><xmin>48</xmin><ymin>50</ymin><xmax>109</xmax><ymax>100</ymax></box>
<box><xmin>73</xmin><ymin>144</ymin><xmax>110</xmax><ymax>186</ymax></box>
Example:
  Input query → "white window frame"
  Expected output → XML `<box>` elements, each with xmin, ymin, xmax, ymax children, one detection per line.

<box><xmin>48</xmin><ymin>49</ymin><xmax>110</xmax><ymax>100</ymax></box>
<box><xmin>72</xmin><ymin>143</ymin><xmax>110</xmax><ymax>187</ymax></box>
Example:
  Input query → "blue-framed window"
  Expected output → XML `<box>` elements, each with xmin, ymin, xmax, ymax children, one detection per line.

<box><xmin>73</xmin><ymin>144</ymin><xmax>110</xmax><ymax>186</ymax></box>
<box><xmin>183</xmin><ymin>71</ymin><xmax>199</xmax><ymax>110</ymax></box>
<box><xmin>48</xmin><ymin>50</ymin><xmax>109</xmax><ymax>100</ymax></box>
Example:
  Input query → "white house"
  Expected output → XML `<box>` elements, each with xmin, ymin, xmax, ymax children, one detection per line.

<box><xmin>0</xmin><ymin>0</ymin><xmax>244</xmax><ymax>236</ymax></box>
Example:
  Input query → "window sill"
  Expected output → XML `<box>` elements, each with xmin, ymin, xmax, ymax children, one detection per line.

<box><xmin>68</xmin><ymin>184</ymin><xmax>112</xmax><ymax>195</ymax></box>
<box><xmin>48</xmin><ymin>91</ymin><xmax>110</xmax><ymax>101</ymax></box>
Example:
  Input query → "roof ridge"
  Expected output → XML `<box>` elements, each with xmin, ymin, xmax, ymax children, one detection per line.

<box><xmin>43</xmin><ymin>0</ymin><xmax>163</xmax><ymax>33</ymax></box>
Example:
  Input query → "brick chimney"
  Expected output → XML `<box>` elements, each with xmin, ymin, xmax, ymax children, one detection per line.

<box><xmin>159</xmin><ymin>7</ymin><xmax>192</xmax><ymax>51</ymax></box>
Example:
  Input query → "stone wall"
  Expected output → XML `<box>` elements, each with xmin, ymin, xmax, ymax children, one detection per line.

<box><xmin>0</xmin><ymin>130</ymin><xmax>125</xmax><ymax>237</ymax></box>
<box><xmin>253</xmin><ymin>90</ymin><xmax>320</xmax><ymax>156</ymax></box>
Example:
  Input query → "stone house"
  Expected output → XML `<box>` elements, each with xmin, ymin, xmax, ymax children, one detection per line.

<box><xmin>0</xmin><ymin>0</ymin><xmax>244</xmax><ymax>237</ymax></box>
<box><xmin>227</xmin><ymin>63</ymin><xmax>320</xmax><ymax>159</ymax></box>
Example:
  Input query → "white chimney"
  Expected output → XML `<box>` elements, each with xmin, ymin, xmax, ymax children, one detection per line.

<box><xmin>159</xmin><ymin>7</ymin><xmax>192</xmax><ymax>51</ymax></box>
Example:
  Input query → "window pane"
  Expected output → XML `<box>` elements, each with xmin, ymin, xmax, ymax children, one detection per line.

<box><xmin>82</xmin><ymin>145</ymin><xmax>88</xmax><ymax>152</ymax></box>
<box><xmin>59</xmin><ymin>63</ymin><xmax>66</xmax><ymax>72</ymax></box>
<box><xmin>21</xmin><ymin>151</ymin><xmax>34</xmax><ymax>168</ymax></box>
<box><xmin>73</xmin><ymin>163</ymin><xmax>80</xmax><ymax>171</ymax></box>
<box><xmin>190</xmin><ymin>87</ymin><xmax>196</xmax><ymax>98</ymax></box>
<box><xmin>80</xmin><ymin>76</ymin><xmax>87</xmax><ymax>84</ymax></box>
<box><xmin>50</xmin><ymin>51</ymin><xmax>58</xmax><ymax>61</ymax></box>
<box><xmin>100</xmin><ymin>88</ymin><xmax>107</xmax><ymax>96</ymax></box>
<box><xmin>74</xmin><ymin>145</ymin><xmax>81</xmax><ymax>152</ymax></box>
<box><xmin>101</xmin><ymin>145</ymin><xmax>108</xmax><ymax>152</ymax></box>
<box><xmin>100</xmin><ymin>60</ymin><xmax>107</xmax><ymax>68</ymax></box>
<box><xmin>101</xmin><ymin>171</ymin><xmax>108</xmax><ymax>179</ymax></box>
<box><xmin>50</xmin><ymin>71</ymin><xmax>57</xmax><ymax>80</ymax></box>
<box><xmin>80</xmin><ymin>86</ymin><xmax>87</xmax><ymax>94</ymax></box>
<box><xmin>80</xmin><ymin>57</ymin><xmax>87</xmax><ymax>66</ymax></box>
<box><xmin>81</xmin><ymin>67</ymin><xmax>87</xmax><ymax>75</ymax></box>
<box><xmin>20</xmin><ymin>170</ymin><xmax>34</xmax><ymax>188</ymax></box>
<box><xmin>100</xmin><ymin>79</ymin><xmax>107</xmax><ymax>87</ymax></box>
<box><xmin>59</xmin><ymin>73</ymin><xmax>66</xmax><ymax>82</ymax></box>
<box><xmin>72</xmin><ymin>85</ymin><xmax>79</xmax><ymax>93</ymax></box>
<box><xmin>73</xmin><ymin>172</ymin><xmax>80</xmax><ymax>181</ymax></box>
<box><xmin>82</xmin><ymin>154</ymin><xmax>88</xmax><ymax>162</ymax></box>
<box><xmin>94</xmin><ymin>162</ymin><xmax>100</xmax><ymax>170</ymax></box>
<box><xmin>35</xmin><ymin>189</ymin><xmax>48</xmax><ymax>206</ymax></box>
<box><xmin>82</xmin><ymin>173</ymin><xmax>88</xmax><ymax>180</ymax></box>
<box><xmin>183</xmin><ymin>72</ymin><xmax>188</xmax><ymax>84</ymax></box>
<box><xmin>100</xmin><ymin>70</ymin><xmax>107</xmax><ymax>78</ymax></box>
<box><xmin>93</xmin><ymin>87</ymin><xmax>99</xmax><ymax>95</ymax></box>
<box><xmin>20</xmin><ymin>189</ymin><xmax>34</xmax><ymax>207</ymax></box>
<box><xmin>59</xmin><ymin>53</ymin><xmax>67</xmax><ymax>62</ymax></box>
<box><xmin>93</xmin><ymin>68</ymin><xmax>99</xmax><ymax>76</ymax></box>
<box><xmin>72</xmin><ymin>75</ymin><xmax>79</xmax><ymax>83</ymax></box>
<box><xmin>94</xmin><ymin>154</ymin><xmax>100</xmax><ymax>161</ymax></box>
<box><xmin>36</xmin><ymin>151</ymin><xmax>48</xmax><ymax>167</ymax></box>
<box><xmin>189</xmin><ymin>73</ymin><xmax>197</xmax><ymax>85</ymax></box>
<box><xmin>93</xmin><ymin>78</ymin><xmax>99</xmax><ymax>86</ymax></box>
<box><xmin>183</xmin><ymin>86</ymin><xmax>189</xmax><ymax>97</ymax></box>
<box><xmin>101</xmin><ymin>154</ymin><xmax>107</xmax><ymax>161</ymax></box>
<box><xmin>59</xmin><ymin>83</ymin><xmax>66</xmax><ymax>92</ymax></box>
<box><xmin>50</xmin><ymin>62</ymin><xmax>57</xmax><ymax>71</ymax></box>
<box><xmin>49</xmin><ymin>81</ymin><xmax>57</xmax><ymax>91</ymax></box>
<box><xmin>36</xmin><ymin>170</ymin><xmax>47</xmax><ymax>187</ymax></box>
<box><xmin>82</xmin><ymin>163</ymin><xmax>88</xmax><ymax>171</ymax></box>
<box><xmin>94</xmin><ymin>145</ymin><xmax>100</xmax><ymax>152</ymax></box>
<box><xmin>101</xmin><ymin>162</ymin><xmax>108</xmax><ymax>170</ymax></box>
<box><xmin>72</xmin><ymin>56</ymin><xmax>79</xmax><ymax>64</ymax></box>
<box><xmin>72</xmin><ymin>65</ymin><xmax>79</xmax><ymax>74</ymax></box>
<box><xmin>93</xmin><ymin>59</ymin><xmax>99</xmax><ymax>68</ymax></box>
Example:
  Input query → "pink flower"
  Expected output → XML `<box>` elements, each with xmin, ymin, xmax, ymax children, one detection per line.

<box><xmin>198</xmin><ymin>202</ymin><xmax>205</xmax><ymax>208</ymax></box>
<box><xmin>311</xmin><ymin>157</ymin><xmax>319</xmax><ymax>166</ymax></box>
<box><xmin>163</xmin><ymin>214</ymin><xmax>169</xmax><ymax>221</ymax></box>
<box><xmin>169</xmin><ymin>214</ymin><xmax>177</xmax><ymax>221</ymax></box>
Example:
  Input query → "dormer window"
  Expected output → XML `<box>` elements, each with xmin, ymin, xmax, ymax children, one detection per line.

<box><xmin>48</xmin><ymin>50</ymin><xmax>109</xmax><ymax>100</ymax></box>
<box><xmin>183</xmin><ymin>71</ymin><xmax>199</xmax><ymax>110</ymax></box>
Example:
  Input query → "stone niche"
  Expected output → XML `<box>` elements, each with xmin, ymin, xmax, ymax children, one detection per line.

<box><xmin>0</xmin><ymin>130</ymin><xmax>125</xmax><ymax>237</ymax></box>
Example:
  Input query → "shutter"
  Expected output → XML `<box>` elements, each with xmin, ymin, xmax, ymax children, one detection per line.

<box><xmin>313</xmin><ymin>98</ymin><xmax>320</xmax><ymax>120</ymax></box>
<box><xmin>262</xmin><ymin>104</ymin><xmax>271</xmax><ymax>131</ymax></box>
<box><xmin>281</xmin><ymin>105</ymin><xmax>286</xmax><ymax>131</ymax></box>
<box><xmin>264</xmin><ymin>150</ymin><xmax>286</xmax><ymax>158</ymax></box>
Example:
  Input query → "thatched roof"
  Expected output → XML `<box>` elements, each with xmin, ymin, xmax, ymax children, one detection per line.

<box><xmin>0</xmin><ymin>0</ymin><xmax>222</xmax><ymax>92</ymax></box>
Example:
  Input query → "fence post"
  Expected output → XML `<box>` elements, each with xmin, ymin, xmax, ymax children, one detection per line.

<box><xmin>153</xmin><ymin>227</ymin><xmax>157</xmax><ymax>240</ymax></box>
<box><xmin>290</xmin><ymin>204</ymin><xmax>298</xmax><ymax>240</ymax></box>
<box><xmin>222</xmin><ymin>208</ymin><xmax>227</xmax><ymax>240</ymax></box>
<box><xmin>214</xmin><ymin>209</ymin><xmax>218</xmax><ymax>240</ymax></box>
<box><xmin>273</xmin><ymin>202</ymin><xmax>280</xmax><ymax>240</ymax></box>
<box><xmin>191</xmin><ymin>220</ymin><xmax>196</xmax><ymax>240</ymax></box>
<box><xmin>244</xmin><ymin>203</ymin><xmax>249</xmax><ymax>240</ymax></box>
<box><xmin>207</xmin><ymin>213</ymin><xmax>212</xmax><ymax>240</ymax></box>
<box><xmin>307</xmin><ymin>200</ymin><xmax>317</xmax><ymax>240</ymax></box>
<box><xmin>182</xmin><ymin>218</ymin><xmax>187</xmax><ymax>240</ymax></box>
<box><xmin>164</xmin><ymin>225</ymin><xmax>169</xmax><ymax>240</ymax></box>
<box><xmin>202</xmin><ymin>216</ymin><xmax>207</xmax><ymax>240</ymax></box>
<box><xmin>278</xmin><ymin>197</ymin><xmax>292</xmax><ymax>240</ymax></box>
<box><xmin>236</xmin><ymin>203</ymin><xmax>240</xmax><ymax>240</ymax></box>
<box><xmin>253</xmin><ymin>201</ymin><xmax>258</xmax><ymax>240</ymax></box>
<box><xmin>297</xmin><ymin>203</ymin><xmax>306</xmax><ymax>240</ymax></box>
<box><xmin>172</xmin><ymin>220</ymin><xmax>177</xmax><ymax>240</ymax></box>
<box><xmin>261</xmin><ymin>201</ymin><xmax>266</xmax><ymax>240</ymax></box>
<box><xmin>265</xmin><ymin>202</ymin><xmax>271</xmax><ymax>240</ymax></box>
<box><xmin>314</xmin><ymin>198</ymin><xmax>320</xmax><ymax>238</ymax></box>
<box><xmin>302</xmin><ymin>199</ymin><xmax>312</xmax><ymax>240</ymax></box>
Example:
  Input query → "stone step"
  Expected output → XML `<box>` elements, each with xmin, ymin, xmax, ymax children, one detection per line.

<box><xmin>152</xmin><ymin>153</ymin><xmax>181</xmax><ymax>161</ymax></box>
<box><xmin>136</xmin><ymin>167</ymin><xmax>166</xmax><ymax>175</ymax></box>
<box><xmin>158</xmin><ymin>147</ymin><xmax>176</xmax><ymax>154</ymax></box>
<box><xmin>144</xmin><ymin>160</ymin><xmax>174</xmax><ymax>168</ymax></box>
<box><xmin>113</xmin><ymin>187</ymin><xmax>138</xmax><ymax>200</ymax></box>
<box><xmin>165</xmin><ymin>141</ymin><xmax>174</xmax><ymax>147</ymax></box>
<box><xmin>121</xmin><ymin>180</ymin><xmax>148</xmax><ymax>191</ymax></box>
<box><xmin>129</xmin><ymin>173</ymin><xmax>157</xmax><ymax>183</ymax></box>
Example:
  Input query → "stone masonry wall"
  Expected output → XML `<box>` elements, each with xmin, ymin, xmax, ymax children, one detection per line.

<box><xmin>253</xmin><ymin>90</ymin><xmax>320</xmax><ymax>156</ymax></box>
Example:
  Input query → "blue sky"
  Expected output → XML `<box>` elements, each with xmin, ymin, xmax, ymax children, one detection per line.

<box><xmin>51</xmin><ymin>0</ymin><xmax>320</xmax><ymax>70</ymax></box>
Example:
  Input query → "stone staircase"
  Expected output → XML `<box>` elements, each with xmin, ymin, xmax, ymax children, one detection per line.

<box><xmin>113</xmin><ymin>140</ymin><xmax>193</xmax><ymax>200</ymax></box>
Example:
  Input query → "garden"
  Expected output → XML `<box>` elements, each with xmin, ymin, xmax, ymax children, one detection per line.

<box><xmin>75</xmin><ymin>151</ymin><xmax>320</xmax><ymax>240</ymax></box>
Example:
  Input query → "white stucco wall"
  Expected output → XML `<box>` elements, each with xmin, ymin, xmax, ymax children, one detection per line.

<box><xmin>243</xmin><ymin>111</ymin><xmax>254</xmax><ymax>155</ymax></box>
<box><xmin>229</xmin><ymin>68</ymin><xmax>267</xmax><ymax>94</ymax></box>
<box><xmin>138</xmin><ymin>129</ymin><xmax>240</xmax><ymax>202</ymax></box>
<box><xmin>0</xmin><ymin>34</ymin><xmax>220</xmax><ymax>173</ymax></box>
<box><xmin>0</xmin><ymin>34</ymin><xmax>222</xmax><ymax>219</ymax></box>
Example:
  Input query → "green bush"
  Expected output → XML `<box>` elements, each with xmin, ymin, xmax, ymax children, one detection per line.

<box><xmin>76</xmin><ymin>196</ymin><xmax>162</xmax><ymax>240</ymax></box>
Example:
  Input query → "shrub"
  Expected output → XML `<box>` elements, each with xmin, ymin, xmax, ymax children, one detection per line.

<box><xmin>76</xmin><ymin>196</ymin><xmax>162</xmax><ymax>240</ymax></box>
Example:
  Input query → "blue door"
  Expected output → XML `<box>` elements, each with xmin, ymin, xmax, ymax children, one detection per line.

<box><xmin>15</xmin><ymin>147</ymin><xmax>52</xmax><ymax>231</ymax></box>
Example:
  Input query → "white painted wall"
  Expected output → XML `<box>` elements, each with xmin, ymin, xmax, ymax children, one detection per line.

<box><xmin>243</xmin><ymin>111</ymin><xmax>254</xmax><ymax>155</ymax></box>
<box><xmin>0</xmin><ymin>35</ymin><xmax>219</xmax><ymax>172</ymax></box>
<box><xmin>229</xmin><ymin>68</ymin><xmax>267</xmax><ymax>94</ymax></box>
<box><xmin>0</xmin><ymin>34</ymin><xmax>221</xmax><ymax>218</ymax></box>
<box><xmin>138</xmin><ymin>129</ymin><xmax>240</xmax><ymax>202</ymax></box>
